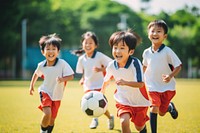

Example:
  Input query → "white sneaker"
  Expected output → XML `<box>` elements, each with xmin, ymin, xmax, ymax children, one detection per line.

<box><xmin>108</xmin><ymin>115</ymin><xmax>114</xmax><ymax>130</ymax></box>
<box><xmin>40</xmin><ymin>129</ymin><xmax>47</xmax><ymax>133</ymax></box>
<box><xmin>89</xmin><ymin>118</ymin><xmax>98</xmax><ymax>129</ymax></box>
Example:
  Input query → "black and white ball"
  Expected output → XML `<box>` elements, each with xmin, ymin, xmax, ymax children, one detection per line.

<box><xmin>81</xmin><ymin>91</ymin><xmax>108</xmax><ymax>117</ymax></box>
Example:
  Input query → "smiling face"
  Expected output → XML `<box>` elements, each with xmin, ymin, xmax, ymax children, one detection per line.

<box><xmin>148</xmin><ymin>25</ymin><xmax>167</xmax><ymax>46</ymax></box>
<box><xmin>82</xmin><ymin>36</ymin><xmax>97</xmax><ymax>57</ymax></box>
<box><xmin>42</xmin><ymin>44</ymin><xmax>60</xmax><ymax>66</ymax></box>
<box><xmin>112</xmin><ymin>40</ymin><xmax>134</xmax><ymax>67</ymax></box>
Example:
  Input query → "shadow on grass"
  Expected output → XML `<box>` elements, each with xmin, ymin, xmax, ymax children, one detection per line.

<box><xmin>113</xmin><ymin>128</ymin><xmax>138</xmax><ymax>133</ymax></box>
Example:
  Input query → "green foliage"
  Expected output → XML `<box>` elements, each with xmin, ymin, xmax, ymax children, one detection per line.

<box><xmin>0</xmin><ymin>0</ymin><xmax>200</xmax><ymax>78</ymax></box>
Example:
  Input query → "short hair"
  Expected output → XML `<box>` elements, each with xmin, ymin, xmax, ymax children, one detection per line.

<box><xmin>148</xmin><ymin>20</ymin><xmax>168</xmax><ymax>34</ymax></box>
<box><xmin>109</xmin><ymin>29</ymin><xmax>142</xmax><ymax>50</ymax></box>
<box><xmin>39</xmin><ymin>33</ymin><xmax>62</xmax><ymax>51</ymax></box>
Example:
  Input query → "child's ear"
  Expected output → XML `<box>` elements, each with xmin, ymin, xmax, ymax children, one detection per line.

<box><xmin>41</xmin><ymin>50</ymin><xmax>44</xmax><ymax>55</ymax></box>
<box><xmin>129</xmin><ymin>50</ymin><xmax>134</xmax><ymax>55</ymax></box>
<box><xmin>164</xmin><ymin>34</ymin><xmax>168</xmax><ymax>39</ymax></box>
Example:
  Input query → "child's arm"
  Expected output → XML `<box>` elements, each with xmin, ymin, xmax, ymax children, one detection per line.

<box><xmin>162</xmin><ymin>65</ymin><xmax>182</xmax><ymax>83</ymax></box>
<box><xmin>100</xmin><ymin>80</ymin><xmax>110</xmax><ymax>94</ymax></box>
<box><xmin>116</xmin><ymin>79</ymin><xmax>144</xmax><ymax>88</ymax></box>
<box><xmin>79</xmin><ymin>76</ymin><xmax>84</xmax><ymax>85</ymax></box>
<box><xmin>57</xmin><ymin>75</ymin><xmax>74</xmax><ymax>83</ymax></box>
<box><xmin>143</xmin><ymin>65</ymin><xmax>147</xmax><ymax>73</ymax></box>
<box><xmin>29</xmin><ymin>73</ymin><xmax>39</xmax><ymax>95</ymax></box>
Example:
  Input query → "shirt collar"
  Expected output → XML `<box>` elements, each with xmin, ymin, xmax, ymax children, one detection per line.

<box><xmin>151</xmin><ymin>44</ymin><xmax>165</xmax><ymax>53</ymax></box>
<box><xmin>43</xmin><ymin>58</ymin><xmax>59</xmax><ymax>67</ymax></box>
<box><xmin>114</xmin><ymin>56</ymin><xmax>132</xmax><ymax>69</ymax></box>
<box><xmin>84</xmin><ymin>50</ymin><xmax>97</xmax><ymax>59</ymax></box>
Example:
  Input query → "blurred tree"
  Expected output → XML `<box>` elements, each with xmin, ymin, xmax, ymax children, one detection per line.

<box><xmin>0</xmin><ymin>0</ymin><xmax>200</xmax><ymax>78</ymax></box>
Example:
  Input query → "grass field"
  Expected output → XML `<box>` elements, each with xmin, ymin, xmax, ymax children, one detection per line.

<box><xmin>0</xmin><ymin>79</ymin><xmax>200</xmax><ymax>133</ymax></box>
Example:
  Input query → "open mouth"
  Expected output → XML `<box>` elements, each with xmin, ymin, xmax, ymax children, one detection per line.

<box><xmin>152</xmin><ymin>37</ymin><xmax>159</xmax><ymax>40</ymax></box>
<box><xmin>48</xmin><ymin>55</ymin><xmax>55</xmax><ymax>58</ymax></box>
<box><xmin>85</xmin><ymin>47</ymin><xmax>91</xmax><ymax>51</ymax></box>
<box><xmin>116</xmin><ymin>55</ymin><xmax>123</xmax><ymax>60</ymax></box>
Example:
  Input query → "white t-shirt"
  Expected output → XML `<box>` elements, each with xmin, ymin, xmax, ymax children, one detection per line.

<box><xmin>104</xmin><ymin>57</ymin><xmax>151</xmax><ymax>107</ymax></box>
<box><xmin>35</xmin><ymin>58</ymin><xmax>74</xmax><ymax>100</ymax></box>
<box><xmin>76</xmin><ymin>51</ymin><xmax>112</xmax><ymax>92</ymax></box>
<box><xmin>142</xmin><ymin>44</ymin><xmax>182</xmax><ymax>92</ymax></box>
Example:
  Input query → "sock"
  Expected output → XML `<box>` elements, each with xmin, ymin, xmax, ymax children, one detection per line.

<box><xmin>41</xmin><ymin>126</ymin><xmax>48</xmax><ymax>131</ymax></box>
<box><xmin>139</xmin><ymin>125</ymin><xmax>147</xmax><ymax>133</ymax></box>
<box><xmin>47</xmin><ymin>125</ymin><xmax>54</xmax><ymax>133</ymax></box>
<box><xmin>150</xmin><ymin>112</ymin><xmax>157</xmax><ymax>133</ymax></box>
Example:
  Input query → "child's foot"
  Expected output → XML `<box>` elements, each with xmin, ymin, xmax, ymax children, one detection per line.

<box><xmin>168</xmin><ymin>102</ymin><xmax>178</xmax><ymax>119</ymax></box>
<box><xmin>89</xmin><ymin>118</ymin><xmax>98</xmax><ymax>129</ymax></box>
<box><xmin>108</xmin><ymin>114</ymin><xmax>114</xmax><ymax>130</ymax></box>
<box><xmin>40</xmin><ymin>129</ymin><xmax>47</xmax><ymax>133</ymax></box>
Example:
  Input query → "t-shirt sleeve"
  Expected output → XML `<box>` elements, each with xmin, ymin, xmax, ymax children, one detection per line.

<box><xmin>101</xmin><ymin>54</ymin><xmax>112</xmax><ymax>67</ymax></box>
<box><xmin>104</xmin><ymin>63</ymin><xmax>113</xmax><ymax>82</ymax></box>
<box><xmin>76</xmin><ymin>57</ymin><xmax>83</xmax><ymax>74</ymax></box>
<box><xmin>167</xmin><ymin>48</ymin><xmax>182</xmax><ymax>68</ymax></box>
<box><xmin>142</xmin><ymin>50</ymin><xmax>148</xmax><ymax>67</ymax></box>
<box><xmin>63</xmin><ymin>61</ymin><xmax>74</xmax><ymax>77</ymax></box>
<box><xmin>35</xmin><ymin>63</ymin><xmax>43</xmax><ymax>77</ymax></box>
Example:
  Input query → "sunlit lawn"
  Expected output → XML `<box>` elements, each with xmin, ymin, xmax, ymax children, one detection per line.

<box><xmin>0</xmin><ymin>79</ymin><xmax>199</xmax><ymax>133</ymax></box>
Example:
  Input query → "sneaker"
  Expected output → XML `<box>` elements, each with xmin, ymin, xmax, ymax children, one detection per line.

<box><xmin>108</xmin><ymin>115</ymin><xmax>114</xmax><ymax>130</ymax></box>
<box><xmin>168</xmin><ymin>102</ymin><xmax>178</xmax><ymax>119</ymax></box>
<box><xmin>89</xmin><ymin>118</ymin><xmax>98</xmax><ymax>129</ymax></box>
<box><xmin>40</xmin><ymin>129</ymin><xmax>47</xmax><ymax>133</ymax></box>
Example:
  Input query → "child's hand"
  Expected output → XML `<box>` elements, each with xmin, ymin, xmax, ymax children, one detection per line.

<box><xmin>56</xmin><ymin>77</ymin><xmax>63</xmax><ymax>83</ymax></box>
<box><xmin>116</xmin><ymin>79</ymin><xmax>126</xmax><ymax>86</ymax></box>
<box><xmin>79</xmin><ymin>80</ymin><xmax>83</xmax><ymax>85</ymax></box>
<box><xmin>162</xmin><ymin>74</ymin><xmax>171</xmax><ymax>83</ymax></box>
<box><xmin>79</xmin><ymin>77</ymin><xmax>84</xmax><ymax>85</ymax></box>
<box><xmin>29</xmin><ymin>87</ymin><xmax>34</xmax><ymax>95</ymax></box>
<box><xmin>93</xmin><ymin>67</ymin><xmax>102</xmax><ymax>72</ymax></box>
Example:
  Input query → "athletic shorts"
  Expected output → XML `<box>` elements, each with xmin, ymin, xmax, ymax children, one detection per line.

<box><xmin>84</xmin><ymin>88</ymin><xmax>101</xmax><ymax>93</ymax></box>
<box><xmin>149</xmin><ymin>91</ymin><xmax>176</xmax><ymax>113</ymax></box>
<box><xmin>116</xmin><ymin>103</ymin><xmax>149</xmax><ymax>127</ymax></box>
<box><xmin>38</xmin><ymin>92</ymin><xmax>61</xmax><ymax>119</ymax></box>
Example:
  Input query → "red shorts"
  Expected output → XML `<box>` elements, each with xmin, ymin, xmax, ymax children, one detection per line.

<box><xmin>84</xmin><ymin>88</ymin><xmax>101</xmax><ymax>93</ymax></box>
<box><xmin>149</xmin><ymin>91</ymin><xmax>176</xmax><ymax>113</ymax></box>
<box><xmin>116</xmin><ymin>103</ymin><xmax>149</xmax><ymax>127</ymax></box>
<box><xmin>38</xmin><ymin>92</ymin><xmax>61</xmax><ymax>119</ymax></box>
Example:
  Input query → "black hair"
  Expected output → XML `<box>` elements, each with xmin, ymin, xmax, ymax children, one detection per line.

<box><xmin>39</xmin><ymin>33</ymin><xmax>62</xmax><ymax>51</ymax></box>
<box><xmin>109</xmin><ymin>29</ymin><xmax>142</xmax><ymax>51</ymax></box>
<box><xmin>148</xmin><ymin>20</ymin><xmax>168</xmax><ymax>34</ymax></box>
<box><xmin>73</xmin><ymin>31</ymin><xmax>98</xmax><ymax>56</ymax></box>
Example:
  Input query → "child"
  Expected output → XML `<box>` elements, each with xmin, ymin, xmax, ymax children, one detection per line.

<box><xmin>142</xmin><ymin>20</ymin><xmax>182</xmax><ymax>133</ymax></box>
<box><xmin>101</xmin><ymin>30</ymin><xmax>150</xmax><ymax>133</ymax></box>
<box><xmin>29</xmin><ymin>33</ymin><xmax>74</xmax><ymax>133</ymax></box>
<box><xmin>76</xmin><ymin>31</ymin><xmax>114</xmax><ymax>129</ymax></box>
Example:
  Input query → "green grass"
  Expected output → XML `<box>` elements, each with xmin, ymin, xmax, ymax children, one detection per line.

<box><xmin>0</xmin><ymin>79</ymin><xmax>200</xmax><ymax>133</ymax></box>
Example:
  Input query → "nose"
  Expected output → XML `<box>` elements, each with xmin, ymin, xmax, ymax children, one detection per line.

<box><xmin>153</xmin><ymin>32</ymin><xmax>157</xmax><ymax>35</ymax></box>
<box><xmin>116</xmin><ymin>48</ymin><xmax>121</xmax><ymax>53</ymax></box>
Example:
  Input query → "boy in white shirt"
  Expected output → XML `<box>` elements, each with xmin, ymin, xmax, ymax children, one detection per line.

<box><xmin>142</xmin><ymin>20</ymin><xmax>182</xmax><ymax>133</ymax></box>
<box><xmin>29</xmin><ymin>34</ymin><xmax>74</xmax><ymax>133</ymax></box>
<box><xmin>101</xmin><ymin>30</ymin><xmax>150</xmax><ymax>133</ymax></box>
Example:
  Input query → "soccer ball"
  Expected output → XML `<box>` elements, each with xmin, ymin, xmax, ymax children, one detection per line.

<box><xmin>81</xmin><ymin>91</ymin><xmax>108</xmax><ymax>117</ymax></box>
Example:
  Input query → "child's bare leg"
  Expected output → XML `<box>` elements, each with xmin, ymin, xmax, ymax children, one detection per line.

<box><xmin>120</xmin><ymin>113</ymin><xmax>131</xmax><ymax>133</ymax></box>
<box><xmin>104</xmin><ymin>110</ymin><xmax>114</xmax><ymax>130</ymax></box>
<box><xmin>41</xmin><ymin>107</ymin><xmax>51</xmax><ymax>127</ymax></box>
<box><xmin>104</xmin><ymin>110</ymin><xmax>112</xmax><ymax>119</ymax></box>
